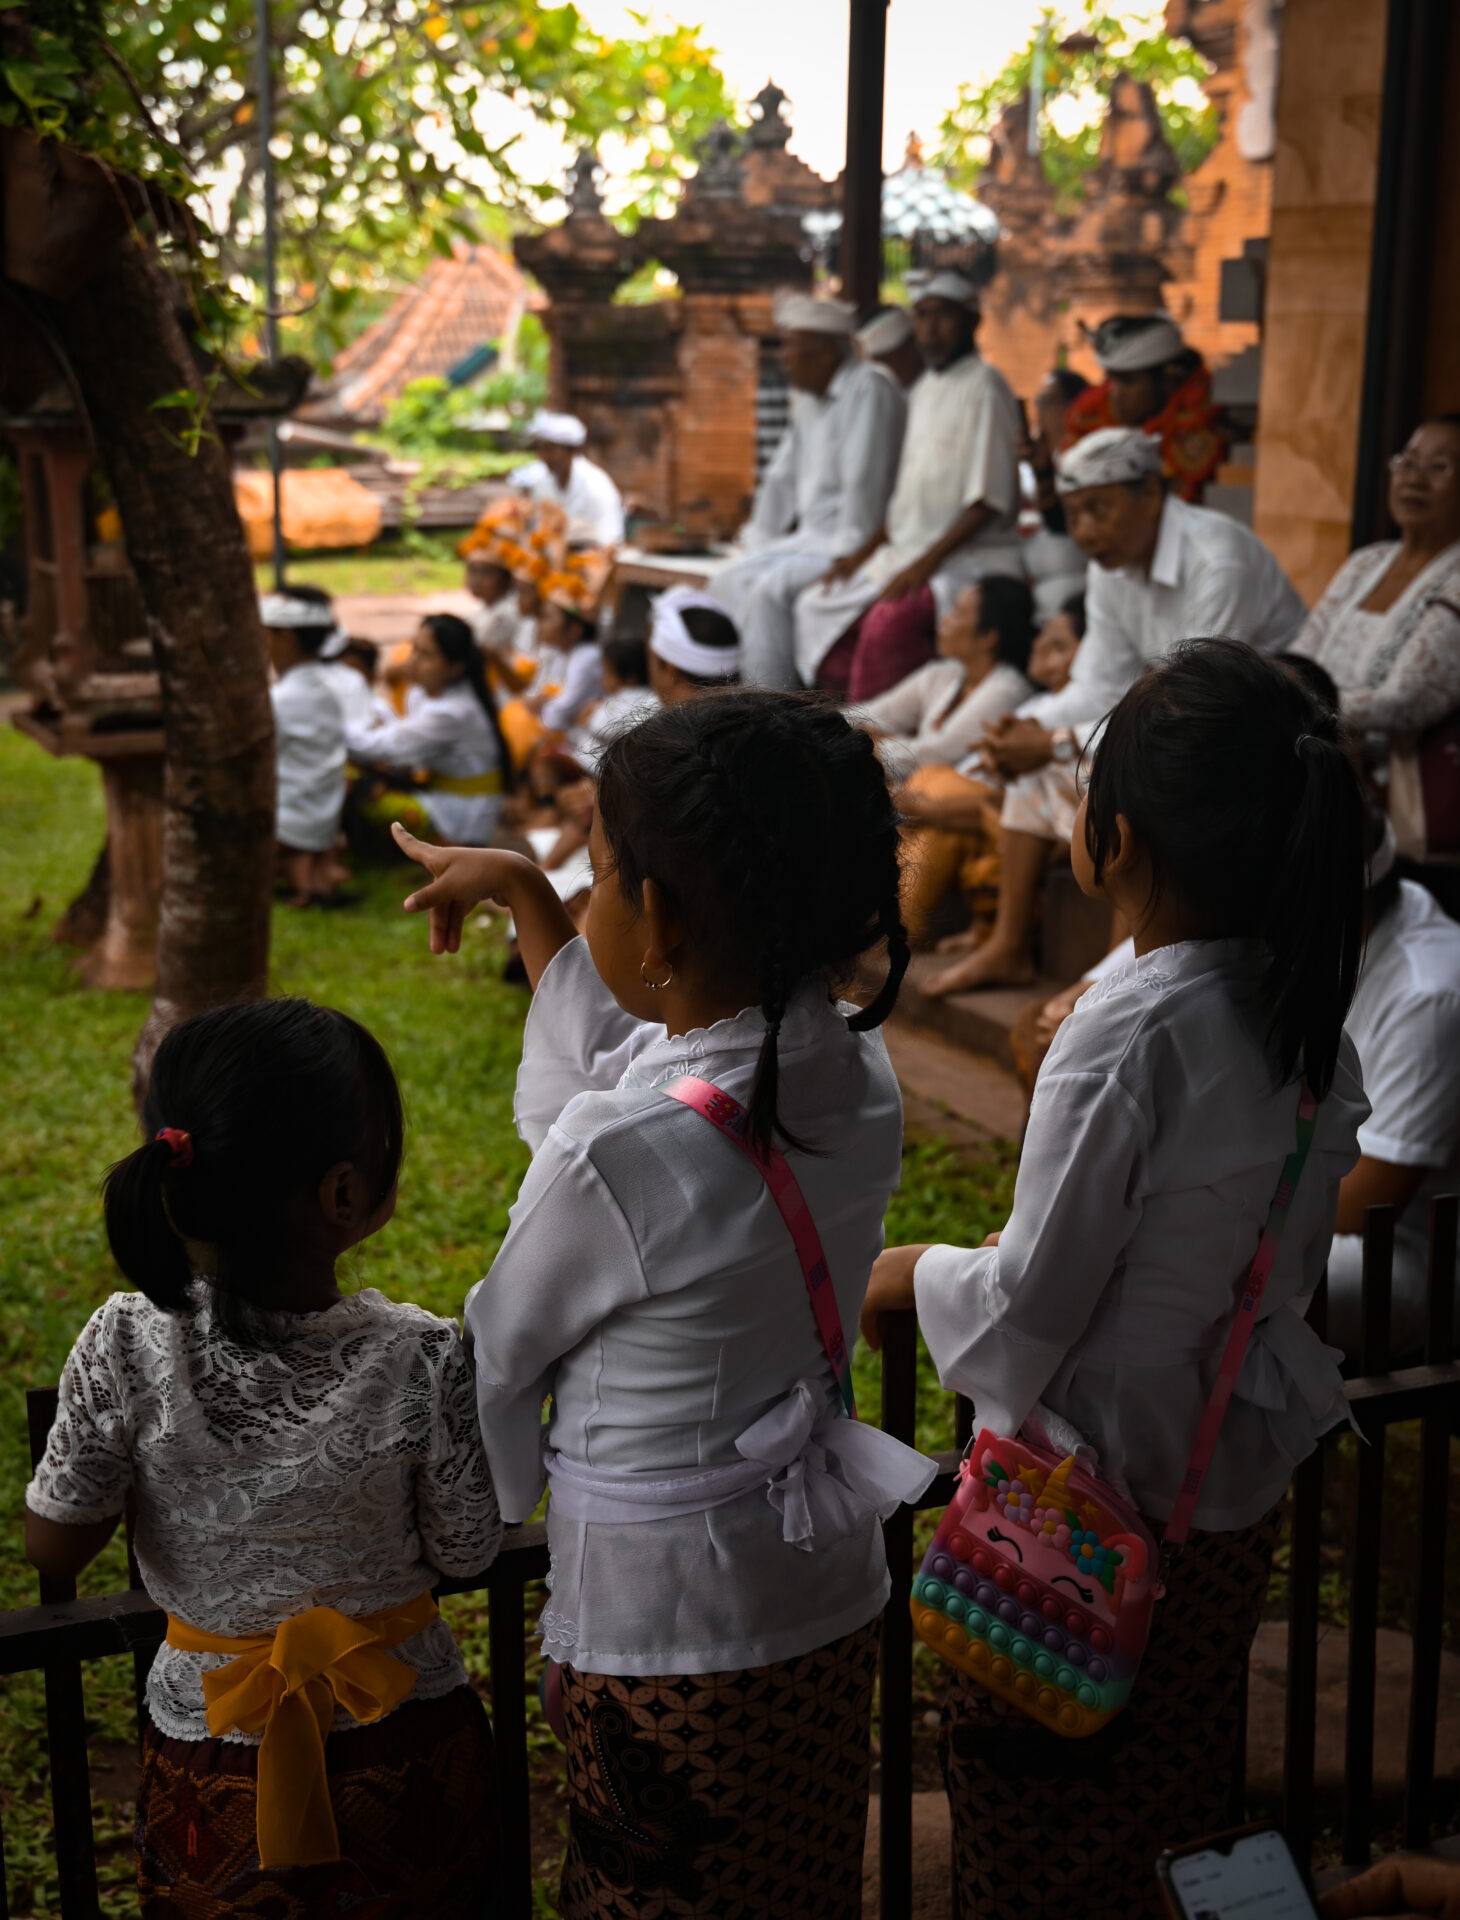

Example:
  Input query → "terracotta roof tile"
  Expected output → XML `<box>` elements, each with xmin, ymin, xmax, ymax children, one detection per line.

<box><xmin>328</xmin><ymin>243</ymin><xmax>525</xmax><ymax>421</ymax></box>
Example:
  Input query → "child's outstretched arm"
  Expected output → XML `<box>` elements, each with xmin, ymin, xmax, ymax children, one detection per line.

<box><xmin>393</xmin><ymin>826</ymin><xmax>576</xmax><ymax>987</ymax></box>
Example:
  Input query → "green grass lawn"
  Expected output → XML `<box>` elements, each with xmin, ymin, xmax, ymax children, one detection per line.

<box><xmin>254</xmin><ymin>532</ymin><xmax>468</xmax><ymax>599</ymax></box>
<box><xmin>0</xmin><ymin>720</ymin><xmax>1015</xmax><ymax>1913</ymax></box>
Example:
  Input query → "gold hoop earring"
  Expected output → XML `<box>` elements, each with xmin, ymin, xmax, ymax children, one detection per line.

<box><xmin>641</xmin><ymin>960</ymin><xmax>674</xmax><ymax>992</ymax></box>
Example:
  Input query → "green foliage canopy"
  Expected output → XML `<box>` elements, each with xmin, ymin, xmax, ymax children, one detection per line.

<box><xmin>1</xmin><ymin>2</ymin><xmax>733</xmax><ymax>359</ymax></box>
<box><xmin>934</xmin><ymin>2</ymin><xmax>1218</xmax><ymax>211</ymax></box>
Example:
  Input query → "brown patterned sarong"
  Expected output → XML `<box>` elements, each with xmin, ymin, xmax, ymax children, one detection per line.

<box><xmin>942</xmin><ymin>1508</ymin><xmax>1281</xmax><ymax>1920</ymax></box>
<box><xmin>134</xmin><ymin>1684</ymin><xmax>497</xmax><ymax>1918</ymax></box>
<box><xmin>557</xmin><ymin>1616</ymin><xmax>881</xmax><ymax>1920</ymax></box>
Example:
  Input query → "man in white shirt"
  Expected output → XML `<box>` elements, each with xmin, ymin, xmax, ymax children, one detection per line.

<box><xmin>513</xmin><ymin>410</ymin><xmax>626</xmax><ymax>548</ymax></box>
<box><xmin>927</xmin><ymin>426</ymin><xmax>1305</xmax><ymax>992</ymax></box>
<box><xmin>794</xmin><ymin>270</ymin><xmax>1023</xmax><ymax>702</ymax></box>
<box><xmin>714</xmin><ymin>293</ymin><xmax>905</xmax><ymax>689</ymax></box>
<box><xmin>1326</xmin><ymin>833</ymin><xmax>1460</xmax><ymax>1363</ymax></box>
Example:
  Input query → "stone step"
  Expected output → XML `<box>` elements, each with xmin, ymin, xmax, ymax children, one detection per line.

<box><xmin>897</xmin><ymin>954</ymin><xmax>1056</xmax><ymax>1078</ymax></box>
<box><xmin>884</xmin><ymin>1017</ymin><xmax>1026</xmax><ymax>1145</ymax></box>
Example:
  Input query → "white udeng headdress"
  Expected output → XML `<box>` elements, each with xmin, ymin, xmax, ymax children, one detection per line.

<box><xmin>528</xmin><ymin>409</ymin><xmax>589</xmax><ymax>447</ymax></box>
<box><xmin>258</xmin><ymin>592</ymin><xmax>348</xmax><ymax>655</ymax></box>
<box><xmin>772</xmin><ymin>291</ymin><xmax>857</xmax><ymax>336</ymax></box>
<box><xmin>856</xmin><ymin>307</ymin><xmax>914</xmax><ymax>356</ymax></box>
<box><xmin>648</xmin><ymin>586</ymin><xmax>742</xmax><ymax>677</ymax></box>
<box><xmin>1053</xmin><ymin>426</ymin><xmax>1164</xmax><ymax>494</ymax></box>
<box><xmin>907</xmin><ymin>268</ymin><xmax>981</xmax><ymax>312</ymax></box>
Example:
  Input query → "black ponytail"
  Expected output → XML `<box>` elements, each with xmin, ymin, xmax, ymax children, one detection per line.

<box><xmin>104</xmin><ymin>998</ymin><xmax>405</xmax><ymax>1346</ymax></box>
<box><xmin>597</xmin><ymin>689</ymin><xmax>909</xmax><ymax>1157</ymax></box>
<box><xmin>422</xmin><ymin>612</ymin><xmax>517</xmax><ymax>795</ymax></box>
<box><xmin>1083</xmin><ymin>638</ymin><xmax>1365</xmax><ymax>1098</ymax></box>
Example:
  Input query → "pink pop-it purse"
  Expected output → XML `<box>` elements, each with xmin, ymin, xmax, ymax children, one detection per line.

<box><xmin>913</xmin><ymin>1086</ymin><xmax>1317</xmax><ymax>1736</ymax></box>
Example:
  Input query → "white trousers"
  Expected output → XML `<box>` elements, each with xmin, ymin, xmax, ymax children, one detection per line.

<box><xmin>714</xmin><ymin>546</ymin><xmax>833</xmax><ymax>689</ymax></box>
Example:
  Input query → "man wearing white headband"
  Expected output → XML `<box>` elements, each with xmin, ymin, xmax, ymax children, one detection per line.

<box><xmin>713</xmin><ymin>291</ymin><xmax>905</xmax><ymax>689</ymax></box>
<box><xmin>855</xmin><ymin>307</ymin><xmax>922</xmax><ymax>392</ymax></box>
<box><xmin>647</xmin><ymin>586</ymin><xmax>743</xmax><ymax>704</ymax></box>
<box><xmin>1325</xmin><ymin>807</ymin><xmax>1460</xmax><ymax>1365</ymax></box>
<box><xmin>924</xmin><ymin>424</ymin><xmax>1306</xmax><ymax>995</ymax></box>
<box><xmin>258</xmin><ymin>587</ymin><xmax>350</xmax><ymax>905</ymax></box>
<box><xmin>513</xmin><ymin>408</ymin><xmax>626</xmax><ymax>547</ymax></box>
<box><xmin>1064</xmin><ymin>311</ymin><xmax>1226</xmax><ymax>502</ymax></box>
<box><xmin>791</xmin><ymin>265</ymin><xmax>1022</xmax><ymax>702</ymax></box>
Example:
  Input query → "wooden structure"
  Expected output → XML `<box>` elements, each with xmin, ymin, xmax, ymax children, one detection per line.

<box><xmin>5</xmin><ymin>1198</ymin><xmax>1457</xmax><ymax>1917</ymax></box>
<box><xmin>3</xmin><ymin>356</ymin><xmax>307</xmax><ymax>989</ymax></box>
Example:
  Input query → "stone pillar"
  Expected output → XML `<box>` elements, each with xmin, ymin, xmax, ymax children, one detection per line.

<box><xmin>1251</xmin><ymin>0</ymin><xmax>1387</xmax><ymax>602</ymax></box>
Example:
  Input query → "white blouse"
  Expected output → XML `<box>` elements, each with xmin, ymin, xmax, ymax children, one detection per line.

<box><xmin>853</xmin><ymin>658</ymin><xmax>1033</xmax><ymax>775</ymax></box>
<box><xmin>464</xmin><ymin>937</ymin><xmax>907</xmax><ymax>1676</ymax></box>
<box><xmin>271</xmin><ymin>661</ymin><xmax>346</xmax><ymax>854</ymax></box>
<box><xmin>914</xmin><ymin>939</ymin><xmax>1368</xmax><ymax>1531</ymax></box>
<box><xmin>345</xmin><ymin>679</ymin><xmax>503</xmax><ymax>846</ymax></box>
<box><xmin>27</xmin><ymin>1290</ymin><xmax>502</xmax><ymax>1742</ymax></box>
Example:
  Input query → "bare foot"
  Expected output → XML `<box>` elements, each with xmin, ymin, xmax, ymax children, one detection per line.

<box><xmin>924</xmin><ymin>943</ymin><xmax>1037</xmax><ymax>996</ymax></box>
<box><xmin>933</xmin><ymin>928</ymin><xmax>983</xmax><ymax>955</ymax></box>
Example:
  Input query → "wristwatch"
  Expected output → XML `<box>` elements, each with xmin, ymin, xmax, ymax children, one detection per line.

<box><xmin>1050</xmin><ymin>728</ymin><xmax>1077</xmax><ymax>764</ymax></box>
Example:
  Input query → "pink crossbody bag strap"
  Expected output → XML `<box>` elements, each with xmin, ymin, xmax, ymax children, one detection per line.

<box><xmin>662</xmin><ymin>1076</ymin><xmax>857</xmax><ymax>1419</ymax></box>
<box><xmin>1162</xmin><ymin>1084</ymin><xmax>1319</xmax><ymax>1553</ymax></box>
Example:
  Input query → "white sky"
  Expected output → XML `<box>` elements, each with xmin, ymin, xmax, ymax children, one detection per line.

<box><xmin>585</xmin><ymin>0</ymin><xmax>1055</xmax><ymax>178</ymax></box>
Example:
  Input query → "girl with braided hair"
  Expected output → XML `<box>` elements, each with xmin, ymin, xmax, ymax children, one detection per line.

<box><xmin>393</xmin><ymin>689</ymin><xmax>934</xmax><ymax>1920</ymax></box>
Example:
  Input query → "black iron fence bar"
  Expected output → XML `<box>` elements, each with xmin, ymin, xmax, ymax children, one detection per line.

<box><xmin>1345</xmin><ymin>1206</ymin><xmax>1395</xmax><ymax>1865</ymax></box>
<box><xmin>1405</xmin><ymin>1192</ymin><xmax>1458</xmax><ymax>1849</ymax></box>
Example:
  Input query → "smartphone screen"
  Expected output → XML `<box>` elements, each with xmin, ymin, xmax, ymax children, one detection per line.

<box><xmin>1163</xmin><ymin>1829</ymin><xmax>1318</xmax><ymax>1919</ymax></box>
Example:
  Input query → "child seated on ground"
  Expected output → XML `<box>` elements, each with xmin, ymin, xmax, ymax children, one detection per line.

<box><xmin>391</xmin><ymin>692</ymin><xmax>935</xmax><ymax>1920</ymax></box>
<box><xmin>260</xmin><ymin>590</ymin><xmax>349</xmax><ymax>908</ymax></box>
<box><xmin>25</xmin><ymin>999</ymin><xmax>502</xmax><ymax>1917</ymax></box>
<box><xmin>645</xmin><ymin>585</ymin><xmax>742</xmax><ymax>703</ymax></box>
<box><xmin>567</xmin><ymin>635</ymin><xmax>658</xmax><ymax>770</ymax></box>
<box><xmin>863</xmin><ymin>640</ymin><xmax>1368</xmax><ymax>1919</ymax></box>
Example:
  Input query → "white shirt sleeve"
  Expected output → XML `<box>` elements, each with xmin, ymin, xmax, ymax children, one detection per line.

<box><xmin>463</xmin><ymin>1136</ymin><xmax>650</xmax><ymax>1521</ymax></box>
<box><xmin>345</xmin><ymin>697</ymin><xmax>458</xmax><ymax>766</ymax></box>
<box><xmin>748</xmin><ymin>426</ymin><xmax>799</xmax><ymax>542</ymax></box>
<box><xmin>26</xmin><ymin>1300</ymin><xmax>131</xmax><ymax>1524</ymax></box>
<box><xmin>1357</xmin><ymin>989</ymin><xmax>1460</xmax><ymax>1167</ymax></box>
<box><xmin>541</xmin><ymin>645</ymin><xmax>604</xmax><ymax>732</ymax></box>
<box><xmin>912</xmin><ymin>665</ymin><xmax>1031</xmax><ymax>767</ymax></box>
<box><xmin>572</xmin><ymin>459</ymin><xmax>626</xmax><ymax>547</ymax></box>
<box><xmin>914</xmin><ymin>1063</ymin><xmax>1149</xmax><ymax>1434</ymax></box>
<box><xmin>833</xmin><ymin>370</ymin><xmax>906</xmax><ymax>556</ymax></box>
<box><xmin>413</xmin><ymin>1324</ymin><xmax>505</xmax><ymax>1576</ymax></box>
<box><xmin>958</xmin><ymin>370</ymin><xmax>1020</xmax><ymax>519</ymax></box>
<box><xmin>513</xmin><ymin>938</ymin><xmax>650</xmax><ymax>1152</ymax></box>
<box><xmin>853</xmin><ymin>663</ymin><xmax>939</xmax><ymax>736</ymax></box>
<box><xmin>1182</xmin><ymin>559</ymin><xmax>1284</xmax><ymax>652</ymax></box>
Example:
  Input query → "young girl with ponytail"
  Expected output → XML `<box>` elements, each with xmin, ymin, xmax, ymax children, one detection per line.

<box><xmin>863</xmin><ymin>639</ymin><xmax>1371</xmax><ymax>1919</ymax></box>
<box><xmin>394</xmin><ymin>689</ymin><xmax>935</xmax><ymax>1920</ymax></box>
<box><xmin>345</xmin><ymin>610</ymin><xmax>514</xmax><ymax>848</ymax></box>
<box><xmin>25</xmin><ymin>1000</ymin><xmax>502</xmax><ymax>1917</ymax></box>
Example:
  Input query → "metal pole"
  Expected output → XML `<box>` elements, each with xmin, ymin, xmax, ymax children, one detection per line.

<box><xmin>256</xmin><ymin>0</ymin><xmax>285</xmax><ymax>589</ymax></box>
<box><xmin>1028</xmin><ymin>19</ymin><xmax>1048</xmax><ymax>158</ymax></box>
<box><xmin>841</xmin><ymin>0</ymin><xmax>889</xmax><ymax>318</ymax></box>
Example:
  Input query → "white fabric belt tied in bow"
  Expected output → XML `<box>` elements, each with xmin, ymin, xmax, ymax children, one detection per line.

<box><xmin>543</xmin><ymin>1378</ymin><xmax>937</xmax><ymax>1551</ymax></box>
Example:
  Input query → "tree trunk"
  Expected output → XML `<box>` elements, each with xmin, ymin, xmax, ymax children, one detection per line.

<box><xmin>41</xmin><ymin>235</ymin><xmax>274</xmax><ymax>1097</ymax></box>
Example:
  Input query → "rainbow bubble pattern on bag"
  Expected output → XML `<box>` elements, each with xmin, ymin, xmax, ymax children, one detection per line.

<box><xmin>910</xmin><ymin>1432</ymin><xmax>1160</xmax><ymax>1738</ymax></box>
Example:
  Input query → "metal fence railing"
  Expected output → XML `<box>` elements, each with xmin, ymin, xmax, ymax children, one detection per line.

<box><xmin>2</xmin><ymin>1197</ymin><xmax>1457</xmax><ymax>1918</ymax></box>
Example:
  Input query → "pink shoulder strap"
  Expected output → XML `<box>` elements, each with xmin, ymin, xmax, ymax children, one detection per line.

<box><xmin>1163</xmin><ymin>1085</ymin><xmax>1318</xmax><ymax>1550</ymax></box>
<box><xmin>661</xmin><ymin>1076</ymin><xmax>857</xmax><ymax>1419</ymax></box>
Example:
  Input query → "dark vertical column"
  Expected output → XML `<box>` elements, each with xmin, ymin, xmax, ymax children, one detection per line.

<box><xmin>841</xmin><ymin>0</ymin><xmax>889</xmax><ymax>318</ymax></box>
<box><xmin>1350</xmin><ymin>0</ymin><xmax>1453</xmax><ymax>545</ymax></box>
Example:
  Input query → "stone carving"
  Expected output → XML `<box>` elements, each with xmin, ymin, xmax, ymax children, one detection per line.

<box><xmin>748</xmin><ymin>82</ymin><xmax>791</xmax><ymax>149</ymax></box>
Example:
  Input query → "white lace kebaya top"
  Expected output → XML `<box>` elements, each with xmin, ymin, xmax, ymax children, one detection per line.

<box><xmin>914</xmin><ymin>939</ymin><xmax>1369</xmax><ymax>1531</ymax></box>
<box><xmin>27</xmin><ymin>1289</ymin><xmax>503</xmax><ymax>1743</ymax></box>
<box><xmin>464</xmin><ymin>937</ymin><xmax>908</xmax><ymax>1677</ymax></box>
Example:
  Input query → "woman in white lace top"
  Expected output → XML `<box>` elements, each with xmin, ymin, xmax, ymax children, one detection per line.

<box><xmin>1291</xmin><ymin>417</ymin><xmax>1460</xmax><ymax>741</ymax></box>
<box><xmin>26</xmin><ymin>999</ymin><xmax>502</xmax><ymax>1913</ymax></box>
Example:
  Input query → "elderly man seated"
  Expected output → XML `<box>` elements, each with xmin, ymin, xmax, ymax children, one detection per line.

<box><xmin>715</xmin><ymin>293</ymin><xmax>906</xmax><ymax>690</ymax></box>
<box><xmin>926</xmin><ymin>425</ymin><xmax>1306</xmax><ymax>994</ymax></box>
<box><xmin>513</xmin><ymin>409</ymin><xmax>625</xmax><ymax>548</ymax></box>
<box><xmin>794</xmin><ymin>269</ymin><xmax>1023</xmax><ymax>704</ymax></box>
<box><xmin>1064</xmin><ymin>312</ymin><xmax>1227</xmax><ymax>501</ymax></box>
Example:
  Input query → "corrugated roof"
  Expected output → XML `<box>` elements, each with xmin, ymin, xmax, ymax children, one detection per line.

<box><xmin>326</xmin><ymin>243</ymin><xmax>525</xmax><ymax>423</ymax></box>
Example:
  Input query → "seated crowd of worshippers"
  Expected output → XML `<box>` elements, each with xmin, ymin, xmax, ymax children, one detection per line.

<box><xmin>260</xmin><ymin>282</ymin><xmax>1460</xmax><ymax>1366</ymax></box>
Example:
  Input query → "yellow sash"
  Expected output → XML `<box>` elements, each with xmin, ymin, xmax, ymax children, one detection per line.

<box><xmin>165</xmin><ymin>1592</ymin><xmax>438</xmax><ymax>1868</ymax></box>
<box><xmin>426</xmin><ymin>768</ymin><xmax>504</xmax><ymax>796</ymax></box>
